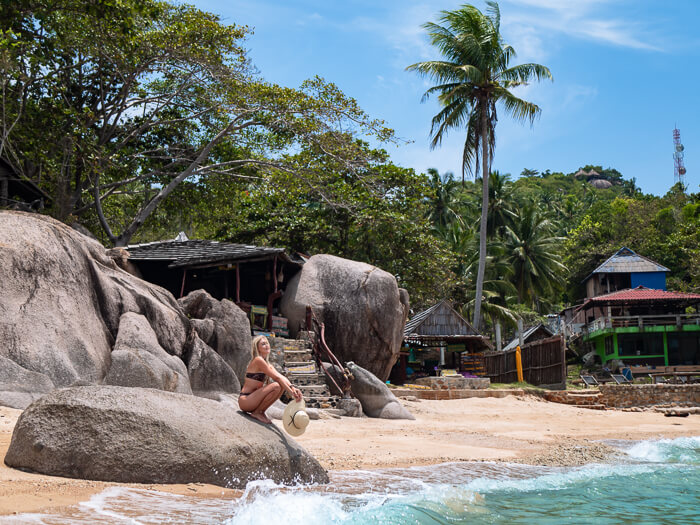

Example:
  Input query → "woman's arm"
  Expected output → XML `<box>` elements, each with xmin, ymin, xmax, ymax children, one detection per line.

<box><xmin>251</xmin><ymin>357</ymin><xmax>302</xmax><ymax>401</ymax></box>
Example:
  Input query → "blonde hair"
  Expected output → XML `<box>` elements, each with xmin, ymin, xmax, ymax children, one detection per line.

<box><xmin>251</xmin><ymin>335</ymin><xmax>271</xmax><ymax>362</ymax></box>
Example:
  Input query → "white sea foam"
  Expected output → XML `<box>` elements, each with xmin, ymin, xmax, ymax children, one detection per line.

<box><xmin>3</xmin><ymin>436</ymin><xmax>698</xmax><ymax>524</ymax></box>
<box><xmin>623</xmin><ymin>436</ymin><xmax>700</xmax><ymax>464</ymax></box>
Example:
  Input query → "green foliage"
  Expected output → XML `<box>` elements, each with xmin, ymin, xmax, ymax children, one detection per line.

<box><xmin>564</xmin><ymin>185</ymin><xmax>700</xmax><ymax>297</ymax></box>
<box><xmin>1</xmin><ymin>0</ymin><xmax>396</xmax><ymax>247</ymax></box>
<box><xmin>198</xmin><ymin>145</ymin><xmax>455</xmax><ymax>308</ymax></box>
<box><xmin>3</xmin><ymin>0</ymin><xmax>698</xmax><ymax>325</ymax></box>
<box><xmin>407</xmin><ymin>0</ymin><xmax>552</xmax><ymax>329</ymax></box>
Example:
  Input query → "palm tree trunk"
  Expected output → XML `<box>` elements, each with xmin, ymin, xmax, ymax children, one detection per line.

<box><xmin>472</xmin><ymin>103</ymin><xmax>489</xmax><ymax>330</ymax></box>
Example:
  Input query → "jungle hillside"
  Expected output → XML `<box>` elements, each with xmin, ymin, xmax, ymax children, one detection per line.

<box><xmin>1</xmin><ymin>1</ymin><xmax>698</xmax><ymax>338</ymax></box>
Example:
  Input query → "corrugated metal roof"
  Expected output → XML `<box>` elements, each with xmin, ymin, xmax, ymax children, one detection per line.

<box><xmin>590</xmin><ymin>247</ymin><xmax>670</xmax><ymax>275</ymax></box>
<box><xmin>404</xmin><ymin>302</ymin><xmax>442</xmax><ymax>335</ymax></box>
<box><xmin>404</xmin><ymin>300</ymin><xmax>478</xmax><ymax>337</ymax></box>
<box><xmin>589</xmin><ymin>286</ymin><xmax>700</xmax><ymax>303</ymax></box>
<box><xmin>502</xmin><ymin>323</ymin><xmax>554</xmax><ymax>352</ymax></box>
<box><xmin>126</xmin><ymin>236</ymin><xmax>301</xmax><ymax>268</ymax></box>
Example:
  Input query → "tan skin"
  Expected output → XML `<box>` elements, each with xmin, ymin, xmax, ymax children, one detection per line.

<box><xmin>238</xmin><ymin>337</ymin><xmax>302</xmax><ymax>424</ymax></box>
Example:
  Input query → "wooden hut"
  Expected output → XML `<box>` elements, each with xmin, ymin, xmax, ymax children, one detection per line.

<box><xmin>126</xmin><ymin>232</ymin><xmax>304</xmax><ymax>334</ymax></box>
<box><xmin>583</xmin><ymin>247</ymin><xmax>669</xmax><ymax>299</ymax></box>
<box><xmin>390</xmin><ymin>300</ymin><xmax>492</xmax><ymax>384</ymax></box>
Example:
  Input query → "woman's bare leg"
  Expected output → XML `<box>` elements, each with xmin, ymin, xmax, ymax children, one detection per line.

<box><xmin>238</xmin><ymin>383</ymin><xmax>283</xmax><ymax>424</ymax></box>
<box><xmin>253</xmin><ymin>383</ymin><xmax>284</xmax><ymax>419</ymax></box>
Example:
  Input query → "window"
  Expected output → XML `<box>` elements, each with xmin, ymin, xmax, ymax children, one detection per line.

<box><xmin>604</xmin><ymin>336</ymin><xmax>614</xmax><ymax>356</ymax></box>
<box><xmin>617</xmin><ymin>333</ymin><xmax>664</xmax><ymax>357</ymax></box>
<box><xmin>667</xmin><ymin>334</ymin><xmax>700</xmax><ymax>365</ymax></box>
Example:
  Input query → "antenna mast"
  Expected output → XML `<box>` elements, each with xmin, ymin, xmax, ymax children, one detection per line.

<box><xmin>673</xmin><ymin>127</ymin><xmax>686</xmax><ymax>186</ymax></box>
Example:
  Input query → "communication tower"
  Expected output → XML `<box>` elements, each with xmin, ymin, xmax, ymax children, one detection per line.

<box><xmin>673</xmin><ymin>127</ymin><xmax>686</xmax><ymax>186</ymax></box>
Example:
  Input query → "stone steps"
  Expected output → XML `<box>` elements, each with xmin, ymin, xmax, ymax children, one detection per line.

<box><xmin>295</xmin><ymin>385</ymin><xmax>330</xmax><ymax>396</ymax></box>
<box><xmin>285</xmin><ymin>361</ymin><xmax>317</xmax><ymax>369</ymax></box>
<box><xmin>544</xmin><ymin>390</ymin><xmax>606</xmax><ymax>407</ymax></box>
<box><xmin>273</xmin><ymin>335</ymin><xmax>341</xmax><ymax>410</ymax></box>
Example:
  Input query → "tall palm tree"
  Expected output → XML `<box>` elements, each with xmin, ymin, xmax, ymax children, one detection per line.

<box><xmin>504</xmin><ymin>203</ymin><xmax>567</xmax><ymax>309</ymax></box>
<box><xmin>407</xmin><ymin>1</ymin><xmax>552</xmax><ymax>329</ymax></box>
<box><xmin>481</xmin><ymin>170</ymin><xmax>516</xmax><ymax>237</ymax></box>
<box><xmin>425</xmin><ymin>167</ymin><xmax>462</xmax><ymax>229</ymax></box>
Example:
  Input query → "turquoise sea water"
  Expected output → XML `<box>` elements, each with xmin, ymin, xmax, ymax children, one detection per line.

<box><xmin>3</xmin><ymin>436</ymin><xmax>699</xmax><ymax>524</ymax></box>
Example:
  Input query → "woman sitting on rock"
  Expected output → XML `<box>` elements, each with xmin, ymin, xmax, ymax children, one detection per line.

<box><xmin>238</xmin><ymin>335</ymin><xmax>303</xmax><ymax>424</ymax></box>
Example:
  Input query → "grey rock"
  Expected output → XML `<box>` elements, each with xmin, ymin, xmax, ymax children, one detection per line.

<box><xmin>5</xmin><ymin>386</ymin><xmax>328</xmax><ymax>488</ymax></box>
<box><xmin>0</xmin><ymin>351</ymin><xmax>55</xmax><ymax>410</ymax></box>
<box><xmin>337</xmin><ymin>397</ymin><xmax>363</xmax><ymax>417</ymax></box>
<box><xmin>103</xmin><ymin>313</ymin><xmax>192</xmax><ymax>394</ymax></box>
<box><xmin>0</xmin><ymin>391</ymin><xmax>45</xmax><ymax>410</ymax></box>
<box><xmin>186</xmin><ymin>332</ymin><xmax>240</xmax><ymax>394</ymax></box>
<box><xmin>179</xmin><ymin>290</ymin><xmax>252</xmax><ymax>384</ymax></box>
<box><xmin>346</xmin><ymin>362</ymin><xmax>414</xmax><ymax>420</ymax></box>
<box><xmin>280</xmin><ymin>254</ymin><xmax>405</xmax><ymax>381</ymax></box>
<box><xmin>0</xmin><ymin>211</ymin><xmax>190</xmax><ymax>397</ymax></box>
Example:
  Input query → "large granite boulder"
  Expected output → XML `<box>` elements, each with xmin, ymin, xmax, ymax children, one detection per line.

<box><xmin>179</xmin><ymin>290</ymin><xmax>252</xmax><ymax>384</ymax></box>
<box><xmin>0</xmin><ymin>211</ymin><xmax>191</xmax><ymax>402</ymax></box>
<box><xmin>4</xmin><ymin>386</ymin><xmax>328</xmax><ymax>488</ymax></box>
<box><xmin>0</xmin><ymin>356</ymin><xmax>55</xmax><ymax>410</ymax></box>
<box><xmin>280</xmin><ymin>254</ymin><xmax>408</xmax><ymax>381</ymax></box>
<box><xmin>346</xmin><ymin>362</ymin><xmax>414</xmax><ymax>420</ymax></box>
<box><xmin>103</xmin><ymin>313</ymin><xmax>192</xmax><ymax>394</ymax></box>
<box><xmin>185</xmin><ymin>331</ymin><xmax>241</xmax><ymax>394</ymax></box>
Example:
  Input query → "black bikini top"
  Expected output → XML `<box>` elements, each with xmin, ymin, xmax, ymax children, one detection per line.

<box><xmin>245</xmin><ymin>372</ymin><xmax>266</xmax><ymax>382</ymax></box>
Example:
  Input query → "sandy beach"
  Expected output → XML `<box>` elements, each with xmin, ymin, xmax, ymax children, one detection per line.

<box><xmin>2</xmin><ymin>395</ymin><xmax>699</xmax><ymax>516</ymax></box>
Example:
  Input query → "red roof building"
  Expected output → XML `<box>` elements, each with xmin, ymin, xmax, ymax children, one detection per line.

<box><xmin>577</xmin><ymin>286</ymin><xmax>700</xmax><ymax>367</ymax></box>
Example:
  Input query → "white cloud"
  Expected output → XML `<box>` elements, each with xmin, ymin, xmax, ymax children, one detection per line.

<box><xmin>501</xmin><ymin>0</ymin><xmax>663</xmax><ymax>54</ymax></box>
<box><xmin>560</xmin><ymin>84</ymin><xmax>598</xmax><ymax>110</ymax></box>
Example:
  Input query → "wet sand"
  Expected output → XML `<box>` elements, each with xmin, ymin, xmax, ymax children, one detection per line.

<box><xmin>2</xmin><ymin>395</ymin><xmax>699</xmax><ymax>516</ymax></box>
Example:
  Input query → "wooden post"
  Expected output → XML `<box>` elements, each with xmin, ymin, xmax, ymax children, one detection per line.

<box><xmin>179</xmin><ymin>269</ymin><xmax>187</xmax><ymax>298</ymax></box>
<box><xmin>560</xmin><ymin>334</ymin><xmax>567</xmax><ymax>388</ymax></box>
<box><xmin>273</xmin><ymin>255</ymin><xmax>278</xmax><ymax>293</ymax></box>
<box><xmin>236</xmin><ymin>264</ymin><xmax>240</xmax><ymax>303</ymax></box>
<box><xmin>517</xmin><ymin>318</ymin><xmax>524</xmax><ymax>347</ymax></box>
<box><xmin>224</xmin><ymin>269</ymin><xmax>229</xmax><ymax>299</ymax></box>
<box><xmin>496</xmin><ymin>321</ymin><xmax>502</xmax><ymax>352</ymax></box>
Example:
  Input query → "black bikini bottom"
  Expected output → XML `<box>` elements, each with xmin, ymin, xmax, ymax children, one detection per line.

<box><xmin>239</xmin><ymin>392</ymin><xmax>252</xmax><ymax>397</ymax></box>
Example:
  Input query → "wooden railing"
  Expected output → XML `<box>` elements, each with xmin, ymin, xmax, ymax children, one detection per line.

<box><xmin>483</xmin><ymin>335</ymin><xmax>566</xmax><ymax>386</ymax></box>
<box><xmin>585</xmin><ymin>314</ymin><xmax>700</xmax><ymax>334</ymax></box>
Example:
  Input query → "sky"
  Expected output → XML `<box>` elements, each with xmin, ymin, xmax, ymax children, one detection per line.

<box><xmin>191</xmin><ymin>0</ymin><xmax>699</xmax><ymax>196</ymax></box>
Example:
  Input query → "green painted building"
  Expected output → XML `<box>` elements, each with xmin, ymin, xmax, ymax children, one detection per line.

<box><xmin>577</xmin><ymin>287</ymin><xmax>700</xmax><ymax>366</ymax></box>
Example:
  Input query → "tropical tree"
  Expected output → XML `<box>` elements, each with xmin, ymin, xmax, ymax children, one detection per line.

<box><xmin>425</xmin><ymin>167</ymin><xmax>463</xmax><ymax>229</ymax></box>
<box><xmin>407</xmin><ymin>1</ymin><xmax>552</xmax><ymax>328</ymax></box>
<box><xmin>481</xmin><ymin>170</ymin><xmax>516</xmax><ymax>236</ymax></box>
<box><xmin>505</xmin><ymin>203</ymin><xmax>566</xmax><ymax>310</ymax></box>
<box><xmin>1</xmin><ymin>0</ymin><xmax>396</xmax><ymax>246</ymax></box>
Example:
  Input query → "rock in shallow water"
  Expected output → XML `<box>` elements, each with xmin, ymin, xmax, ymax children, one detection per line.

<box><xmin>4</xmin><ymin>386</ymin><xmax>328</xmax><ymax>488</ymax></box>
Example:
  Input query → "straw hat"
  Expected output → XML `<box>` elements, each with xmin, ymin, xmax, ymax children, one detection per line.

<box><xmin>282</xmin><ymin>398</ymin><xmax>309</xmax><ymax>437</ymax></box>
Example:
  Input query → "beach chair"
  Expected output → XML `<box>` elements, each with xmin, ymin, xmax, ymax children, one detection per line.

<box><xmin>609</xmin><ymin>373</ymin><xmax>631</xmax><ymax>385</ymax></box>
<box><xmin>580</xmin><ymin>374</ymin><xmax>599</xmax><ymax>387</ymax></box>
<box><xmin>603</xmin><ymin>367</ymin><xmax>631</xmax><ymax>385</ymax></box>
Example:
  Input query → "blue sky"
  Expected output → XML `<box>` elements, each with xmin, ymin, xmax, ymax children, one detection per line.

<box><xmin>192</xmin><ymin>0</ymin><xmax>699</xmax><ymax>196</ymax></box>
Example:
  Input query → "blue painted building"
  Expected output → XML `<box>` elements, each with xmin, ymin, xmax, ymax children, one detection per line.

<box><xmin>583</xmin><ymin>247</ymin><xmax>669</xmax><ymax>299</ymax></box>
